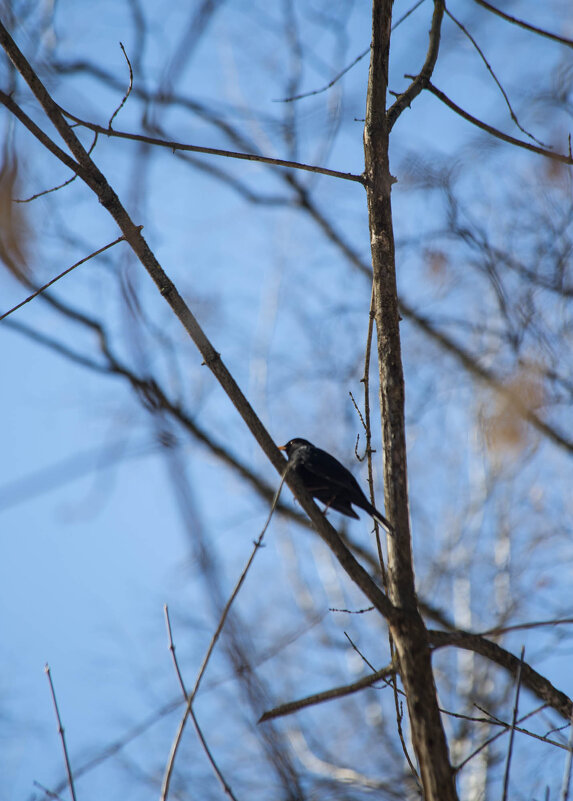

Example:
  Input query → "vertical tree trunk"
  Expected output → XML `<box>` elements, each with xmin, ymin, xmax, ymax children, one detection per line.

<box><xmin>363</xmin><ymin>2</ymin><xmax>458</xmax><ymax>799</ymax></box>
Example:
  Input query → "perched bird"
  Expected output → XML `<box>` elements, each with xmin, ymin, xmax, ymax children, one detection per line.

<box><xmin>279</xmin><ymin>438</ymin><xmax>392</xmax><ymax>532</ymax></box>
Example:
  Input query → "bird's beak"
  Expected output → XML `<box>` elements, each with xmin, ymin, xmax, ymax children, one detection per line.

<box><xmin>278</xmin><ymin>444</ymin><xmax>286</xmax><ymax>451</ymax></box>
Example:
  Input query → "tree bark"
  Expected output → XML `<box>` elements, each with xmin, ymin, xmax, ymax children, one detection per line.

<box><xmin>363</xmin><ymin>2</ymin><xmax>458</xmax><ymax>799</ymax></box>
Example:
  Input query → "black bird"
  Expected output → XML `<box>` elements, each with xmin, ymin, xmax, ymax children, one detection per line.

<box><xmin>279</xmin><ymin>438</ymin><xmax>392</xmax><ymax>532</ymax></box>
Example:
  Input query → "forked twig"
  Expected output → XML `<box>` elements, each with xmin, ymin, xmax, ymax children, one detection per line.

<box><xmin>445</xmin><ymin>8</ymin><xmax>548</xmax><ymax>147</ymax></box>
<box><xmin>455</xmin><ymin>704</ymin><xmax>546</xmax><ymax>774</ymax></box>
<box><xmin>160</xmin><ymin>468</ymin><xmax>289</xmax><ymax>801</ymax></box>
<box><xmin>45</xmin><ymin>664</ymin><xmax>78</xmax><ymax>801</ymax></box>
<box><xmin>163</xmin><ymin>605</ymin><xmax>239</xmax><ymax>801</ymax></box>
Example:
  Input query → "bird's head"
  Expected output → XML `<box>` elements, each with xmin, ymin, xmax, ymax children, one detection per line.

<box><xmin>279</xmin><ymin>438</ymin><xmax>313</xmax><ymax>458</ymax></box>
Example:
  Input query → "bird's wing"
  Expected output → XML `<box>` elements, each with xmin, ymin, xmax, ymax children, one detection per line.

<box><xmin>300</xmin><ymin>447</ymin><xmax>363</xmax><ymax>494</ymax></box>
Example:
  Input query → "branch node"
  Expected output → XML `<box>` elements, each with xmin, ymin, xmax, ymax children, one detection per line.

<box><xmin>202</xmin><ymin>351</ymin><xmax>221</xmax><ymax>367</ymax></box>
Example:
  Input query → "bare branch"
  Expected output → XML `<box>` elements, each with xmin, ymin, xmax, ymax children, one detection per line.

<box><xmin>14</xmin><ymin>131</ymin><xmax>98</xmax><ymax>203</ymax></box>
<box><xmin>275</xmin><ymin>0</ymin><xmax>427</xmax><ymax>104</ymax></box>
<box><xmin>259</xmin><ymin>663</ymin><xmax>395</xmax><ymax>723</ymax></box>
<box><xmin>160</xmin><ymin>472</ymin><xmax>284</xmax><ymax>801</ymax></box>
<box><xmin>479</xmin><ymin>618</ymin><xmax>573</xmax><ymax>637</ymax></box>
<box><xmin>365</xmin><ymin>1</ymin><xmax>457</xmax><ymax>797</ymax></box>
<box><xmin>560</xmin><ymin>709</ymin><xmax>573</xmax><ymax>801</ymax></box>
<box><xmin>61</xmin><ymin>109</ymin><xmax>365</xmax><ymax>184</ymax></box>
<box><xmin>0</xmin><ymin>234</ymin><xmax>126</xmax><ymax>322</ymax></box>
<box><xmin>108</xmin><ymin>42</ymin><xmax>133</xmax><ymax>129</ymax></box>
<box><xmin>0</xmin><ymin>90</ymin><xmax>86</xmax><ymax>179</ymax></box>
<box><xmin>430</xmin><ymin>630</ymin><xmax>573</xmax><ymax>720</ymax></box>
<box><xmin>163</xmin><ymin>605</ymin><xmax>240</xmax><ymax>801</ymax></box>
<box><xmin>445</xmin><ymin>8</ymin><xmax>549</xmax><ymax>146</ymax></box>
<box><xmin>502</xmin><ymin>646</ymin><xmax>525</xmax><ymax>801</ymax></box>
<box><xmin>455</xmin><ymin>704</ymin><xmax>548</xmax><ymax>774</ymax></box>
<box><xmin>473</xmin><ymin>0</ymin><xmax>573</xmax><ymax>49</ymax></box>
<box><xmin>387</xmin><ymin>0</ymin><xmax>445</xmax><ymax>131</ymax></box>
<box><xmin>44</xmin><ymin>664</ymin><xmax>78</xmax><ymax>801</ymax></box>
<box><xmin>420</xmin><ymin>80</ymin><xmax>573</xmax><ymax>165</ymax></box>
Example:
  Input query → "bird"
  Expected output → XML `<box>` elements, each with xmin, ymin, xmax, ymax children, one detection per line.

<box><xmin>279</xmin><ymin>438</ymin><xmax>392</xmax><ymax>532</ymax></box>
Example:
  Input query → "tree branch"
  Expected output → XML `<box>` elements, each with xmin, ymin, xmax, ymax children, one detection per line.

<box><xmin>0</xmin><ymin>19</ymin><xmax>397</xmax><ymax>627</ymax></box>
<box><xmin>364</xmin><ymin>1</ymin><xmax>457</xmax><ymax>798</ymax></box>
<box><xmin>429</xmin><ymin>630</ymin><xmax>573</xmax><ymax>720</ymax></box>
<box><xmin>387</xmin><ymin>0</ymin><xmax>445</xmax><ymax>131</ymax></box>
<box><xmin>61</xmin><ymin>109</ymin><xmax>365</xmax><ymax>184</ymax></box>
<box><xmin>473</xmin><ymin>0</ymin><xmax>573</xmax><ymax>49</ymax></box>
<box><xmin>421</xmin><ymin>79</ymin><xmax>573</xmax><ymax>165</ymax></box>
<box><xmin>259</xmin><ymin>663</ymin><xmax>395</xmax><ymax>723</ymax></box>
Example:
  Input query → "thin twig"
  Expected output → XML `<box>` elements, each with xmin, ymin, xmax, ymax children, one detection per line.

<box><xmin>473</xmin><ymin>0</ymin><xmax>573</xmax><ymax>48</ymax></box>
<box><xmin>0</xmin><ymin>90</ymin><xmax>87</xmax><ymax>179</ymax></box>
<box><xmin>502</xmin><ymin>646</ymin><xmax>525</xmax><ymax>801</ymax></box>
<box><xmin>361</xmin><ymin>287</ymin><xmax>418</xmax><ymax>782</ymax></box>
<box><xmin>15</xmin><ymin>132</ymin><xmax>98</xmax><ymax>203</ymax></box>
<box><xmin>455</xmin><ymin>704</ymin><xmax>547</xmax><ymax>773</ymax></box>
<box><xmin>59</xmin><ymin>109</ymin><xmax>365</xmax><ymax>184</ymax></box>
<box><xmin>420</xmin><ymin>79</ymin><xmax>573</xmax><ymax>165</ymax></box>
<box><xmin>387</xmin><ymin>0</ymin><xmax>445</xmax><ymax>130</ymax></box>
<box><xmin>479</xmin><ymin>617</ymin><xmax>573</xmax><ymax>637</ymax></box>
<box><xmin>445</xmin><ymin>7</ymin><xmax>548</xmax><ymax>146</ymax></box>
<box><xmin>0</xmin><ymin>235</ymin><xmax>126</xmax><ymax>322</ymax></box>
<box><xmin>560</xmin><ymin>709</ymin><xmax>573</xmax><ymax>801</ymax></box>
<box><xmin>164</xmin><ymin>605</ymin><xmax>187</xmax><ymax>697</ymax></box>
<box><xmin>108</xmin><ymin>42</ymin><xmax>133</xmax><ymax>129</ymax></box>
<box><xmin>340</xmin><ymin>632</ymin><xmax>416</xmax><ymax>782</ymax></box>
<box><xmin>276</xmin><ymin>46</ymin><xmax>370</xmax><ymax>103</ymax></box>
<box><xmin>475</xmin><ymin>702</ymin><xmax>570</xmax><ymax>752</ymax></box>
<box><xmin>163</xmin><ymin>606</ymin><xmax>239</xmax><ymax>801</ymax></box>
<box><xmin>160</xmin><ymin>467</ymin><xmax>289</xmax><ymax>801</ymax></box>
<box><xmin>44</xmin><ymin>664</ymin><xmax>78</xmax><ymax>801</ymax></box>
<box><xmin>362</xmin><ymin>287</ymin><xmax>388</xmax><ymax>582</ymax></box>
<box><xmin>276</xmin><ymin>0</ymin><xmax>429</xmax><ymax>107</ymax></box>
<box><xmin>32</xmin><ymin>780</ymin><xmax>66</xmax><ymax>801</ymax></box>
<box><xmin>259</xmin><ymin>663</ymin><xmax>395</xmax><ymax>722</ymax></box>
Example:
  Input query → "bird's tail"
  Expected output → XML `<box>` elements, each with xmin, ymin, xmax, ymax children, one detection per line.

<box><xmin>367</xmin><ymin>504</ymin><xmax>393</xmax><ymax>534</ymax></box>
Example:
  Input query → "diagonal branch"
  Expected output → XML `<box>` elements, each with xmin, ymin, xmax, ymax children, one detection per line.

<box><xmin>473</xmin><ymin>0</ymin><xmax>573</xmax><ymax>49</ymax></box>
<box><xmin>0</xmin><ymin>20</ymin><xmax>397</xmax><ymax>626</ymax></box>
<box><xmin>386</xmin><ymin>0</ymin><xmax>445</xmax><ymax>131</ymax></box>
<box><xmin>259</xmin><ymin>663</ymin><xmax>395</xmax><ymax>723</ymax></box>
<box><xmin>429</xmin><ymin>630</ymin><xmax>573</xmax><ymax>720</ymax></box>
<box><xmin>421</xmin><ymin>79</ymin><xmax>573</xmax><ymax>165</ymax></box>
